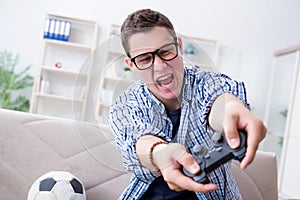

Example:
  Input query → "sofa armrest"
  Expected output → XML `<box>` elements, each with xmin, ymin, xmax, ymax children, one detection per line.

<box><xmin>231</xmin><ymin>150</ymin><xmax>278</xmax><ymax>200</ymax></box>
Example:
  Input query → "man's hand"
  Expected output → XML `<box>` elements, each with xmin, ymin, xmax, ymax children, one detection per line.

<box><xmin>209</xmin><ymin>93</ymin><xmax>267</xmax><ymax>170</ymax></box>
<box><xmin>136</xmin><ymin>136</ymin><xmax>217</xmax><ymax>193</ymax></box>
<box><xmin>154</xmin><ymin>143</ymin><xmax>217</xmax><ymax>192</ymax></box>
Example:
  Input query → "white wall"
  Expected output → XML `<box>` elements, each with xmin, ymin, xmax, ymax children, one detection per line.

<box><xmin>1</xmin><ymin>0</ymin><xmax>300</xmax><ymax>120</ymax></box>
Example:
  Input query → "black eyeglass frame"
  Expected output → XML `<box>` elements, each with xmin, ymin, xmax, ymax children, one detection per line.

<box><xmin>129</xmin><ymin>41</ymin><xmax>179</xmax><ymax>70</ymax></box>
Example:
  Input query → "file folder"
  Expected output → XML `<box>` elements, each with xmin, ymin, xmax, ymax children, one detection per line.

<box><xmin>43</xmin><ymin>17</ymin><xmax>71</xmax><ymax>42</ymax></box>
<box><xmin>43</xmin><ymin>18</ymin><xmax>50</xmax><ymax>39</ymax></box>
<box><xmin>63</xmin><ymin>21</ymin><xmax>71</xmax><ymax>42</ymax></box>
<box><xmin>59</xmin><ymin>20</ymin><xmax>65</xmax><ymax>41</ymax></box>
<box><xmin>54</xmin><ymin>20</ymin><xmax>60</xmax><ymax>40</ymax></box>
<box><xmin>48</xmin><ymin>19</ymin><xmax>55</xmax><ymax>39</ymax></box>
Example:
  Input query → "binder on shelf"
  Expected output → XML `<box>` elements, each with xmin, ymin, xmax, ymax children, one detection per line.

<box><xmin>48</xmin><ymin>19</ymin><xmax>55</xmax><ymax>39</ymax></box>
<box><xmin>43</xmin><ymin>18</ymin><xmax>50</xmax><ymax>39</ymax></box>
<box><xmin>43</xmin><ymin>18</ymin><xmax>71</xmax><ymax>42</ymax></box>
<box><xmin>59</xmin><ymin>20</ymin><xmax>66</xmax><ymax>41</ymax></box>
<box><xmin>63</xmin><ymin>21</ymin><xmax>71</xmax><ymax>42</ymax></box>
<box><xmin>54</xmin><ymin>20</ymin><xmax>60</xmax><ymax>40</ymax></box>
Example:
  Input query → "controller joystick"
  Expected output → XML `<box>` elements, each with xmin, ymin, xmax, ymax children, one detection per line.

<box><xmin>193</xmin><ymin>145</ymin><xmax>208</xmax><ymax>157</ymax></box>
<box><xmin>211</xmin><ymin>132</ymin><xmax>223</xmax><ymax>144</ymax></box>
<box><xmin>183</xmin><ymin>131</ymin><xmax>247</xmax><ymax>184</ymax></box>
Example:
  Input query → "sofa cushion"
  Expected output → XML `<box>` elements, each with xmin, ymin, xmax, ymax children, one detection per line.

<box><xmin>0</xmin><ymin>109</ymin><xmax>129</xmax><ymax>200</ymax></box>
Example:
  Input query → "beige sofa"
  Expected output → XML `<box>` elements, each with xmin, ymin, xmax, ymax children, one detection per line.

<box><xmin>0</xmin><ymin>108</ymin><xmax>278</xmax><ymax>200</ymax></box>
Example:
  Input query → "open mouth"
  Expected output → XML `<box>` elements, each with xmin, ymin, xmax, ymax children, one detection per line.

<box><xmin>156</xmin><ymin>74</ymin><xmax>174</xmax><ymax>87</ymax></box>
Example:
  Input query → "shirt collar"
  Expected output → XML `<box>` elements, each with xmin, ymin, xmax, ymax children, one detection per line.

<box><xmin>142</xmin><ymin>82</ymin><xmax>166</xmax><ymax>115</ymax></box>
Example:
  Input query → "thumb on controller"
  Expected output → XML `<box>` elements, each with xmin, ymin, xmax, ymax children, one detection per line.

<box><xmin>177</xmin><ymin>152</ymin><xmax>200</xmax><ymax>175</ymax></box>
<box><xmin>223</xmin><ymin>122</ymin><xmax>241</xmax><ymax>149</ymax></box>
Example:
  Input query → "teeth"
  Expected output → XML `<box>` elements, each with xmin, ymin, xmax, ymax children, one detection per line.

<box><xmin>157</xmin><ymin>74</ymin><xmax>171</xmax><ymax>82</ymax></box>
<box><xmin>156</xmin><ymin>74</ymin><xmax>173</xmax><ymax>86</ymax></box>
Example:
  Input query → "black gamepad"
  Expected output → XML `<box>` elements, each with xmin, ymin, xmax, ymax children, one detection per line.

<box><xmin>183</xmin><ymin>131</ymin><xmax>247</xmax><ymax>184</ymax></box>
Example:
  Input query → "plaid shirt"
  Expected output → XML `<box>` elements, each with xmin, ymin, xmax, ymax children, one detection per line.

<box><xmin>109</xmin><ymin>66</ymin><xmax>249</xmax><ymax>200</ymax></box>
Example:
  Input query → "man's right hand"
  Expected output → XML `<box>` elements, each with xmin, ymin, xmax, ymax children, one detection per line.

<box><xmin>153</xmin><ymin>143</ymin><xmax>217</xmax><ymax>193</ymax></box>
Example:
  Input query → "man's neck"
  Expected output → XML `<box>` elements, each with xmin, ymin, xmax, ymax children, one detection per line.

<box><xmin>162</xmin><ymin>94</ymin><xmax>182</xmax><ymax>110</ymax></box>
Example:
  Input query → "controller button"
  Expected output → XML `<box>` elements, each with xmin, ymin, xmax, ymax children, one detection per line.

<box><xmin>211</xmin><ymin>132</ymin><xmax>223</xmax><ymax>144</ymax></box>
<box><xmin>192</xmin><ymin>145</ymin><xmax>208</xmax><ymax>157</ymax></box>
<box><xmin>216</xmin><ymin>146</ymin><xmax>223</xmax><ymax>152</ymax></box>
<box><xmin>204</xmin><ymin>154</ymin><xmax>210</xmax><ymax>159</ymax></box>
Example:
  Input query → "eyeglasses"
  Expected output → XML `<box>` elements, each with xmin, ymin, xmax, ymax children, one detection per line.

<box><xmin>130</xmin><ymin>42</ymin><xmax>178</xmax><ymax>70</ymax></box>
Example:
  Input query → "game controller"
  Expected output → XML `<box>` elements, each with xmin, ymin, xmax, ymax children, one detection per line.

<box><xmin>183</xmin><ymin>131</ymin><xmax>247</xmax><ymax>184</ymax></box>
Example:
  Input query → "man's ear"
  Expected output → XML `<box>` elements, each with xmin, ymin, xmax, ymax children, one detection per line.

<box><xmin>125</xmin><ymin>57</ymin><xmax>135</xmax><ymax>70</ymax></box>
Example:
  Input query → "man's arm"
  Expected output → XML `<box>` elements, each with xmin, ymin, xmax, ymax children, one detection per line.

<box><xmin>135</xmin><ymin>135</ymin><xmax>167</xmax><ymax>172</ymax></box>
<box><xmin>208</xmin><ymin>93</ymin><xmax>267</xmax><ymax>169</ymax></box>
<box><xmin>136</xmin><ymin>135</ymin><xmax>217</xmax><ymax>192</ymax></box>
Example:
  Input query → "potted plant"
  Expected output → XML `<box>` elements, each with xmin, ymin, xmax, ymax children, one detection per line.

<box><xmin>0</xmin><ymin>50</ymin><xmax>33</xmax><ymax>112</ymax></box>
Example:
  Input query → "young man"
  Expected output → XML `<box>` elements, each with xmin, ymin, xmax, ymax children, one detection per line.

<box><xmin>109</xmin><ymin>8</ymin><xmax>266</xmax><ymax>199</ymax></box>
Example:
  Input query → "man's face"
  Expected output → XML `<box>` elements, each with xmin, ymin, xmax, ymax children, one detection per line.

<box><xmin>125</xmin><ymin>27</ymin><xmax>185</xmax><ymax>108</ymax></box>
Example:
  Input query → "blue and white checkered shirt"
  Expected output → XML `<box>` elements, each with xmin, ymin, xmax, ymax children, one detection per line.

<box><xmin>109</xmin><ymin>66</ymin><xmax>249</xmax><ymax>200</ymax></box>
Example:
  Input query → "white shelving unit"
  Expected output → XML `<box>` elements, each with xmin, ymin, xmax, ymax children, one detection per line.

<box><xmin>95</xmin><ymin>24</ymin><xmax>138</xmax><ymax>124</ymax></box>
<box><xmin>180</xmin><ymin>34</ymin><xmax>219</xmax><ymax>71</ymax></box>
<box><xmin>263</xmin><ymin>44</ymin><xmax>300</xmax><ymax>199</ymax></box>
<box><xmin>30</xmin><ymin>13</ymin><xmax>98</xmax><ymax>121</ymax></box>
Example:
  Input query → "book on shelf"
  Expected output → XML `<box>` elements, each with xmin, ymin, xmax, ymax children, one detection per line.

<box><xmin>44</xmin><ymin>18</ymin><xmax>71</xmax><ymax>42</ymax></box>
<box><xmin>40</xmin><ymin>79</ymin><xmax>51</xmax><ymax>94</ymax></box>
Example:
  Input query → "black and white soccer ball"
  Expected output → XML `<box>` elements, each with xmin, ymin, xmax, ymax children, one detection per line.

<box><xmin>27</xmin><ymin>171</ymin><xmax>86</xmax><ymax>200</ymax></box>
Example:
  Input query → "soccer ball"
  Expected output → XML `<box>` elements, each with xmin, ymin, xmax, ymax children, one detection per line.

<box><xmin>27</xmin><ymin>171</ymin><xmax>86</xmax><ymax>200</ymax></box>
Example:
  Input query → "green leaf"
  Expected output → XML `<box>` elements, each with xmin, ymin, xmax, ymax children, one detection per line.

<box><xmin>0</xmin><ymin>50</ymin><xmax>33</xmax><ymax>112</ymax></box>
<box><xmin>9</xmin><ymin>95</ymin><xmax>30</xmax><ymax>112</ymax></box>
<box><xmin>279</xmin><ymin>109</ymin><xmax>288</xmax><ymax>118</ymax></box>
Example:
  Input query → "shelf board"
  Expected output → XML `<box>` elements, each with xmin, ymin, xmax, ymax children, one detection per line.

<box><xmin>44</xmin><ymin>39</ymin><xmax>93</xmax><ymax>50</ymax></box>
<box><xmin>35</xmin><ymin>93</ymin><xmax>84</xmax><ymax>103</ymax></box>
<box><xmin>183</xmin><ymin>61</ymin><xmax>215</xmax><ymax>71</ymax></box>
<box><xmin>109</xmin><ymin>32</ymin><xmax>121</xmax><ymax>37</ymax></box>
<box><xmin>108</xmin><ymin>50</ymin><xmax>125</xmax><ymax>55</ymax></box>
<box><xmin>47</xmin><ymin>13</ymin><xmax>97</xmax><ymax>25</ymax></box>
<box><xmin>97</xmin><ymin>103</ymin><xmax>111</xmax><ymax>115</ymax></box>
<box><xmin>101</xmin><ymin>76</ymin><xmax>136</xmax><ymax>89</ymax></box>
<box><xmin>103</xmin><ymin>75</ymin><xmax>135</xmax><ymax>82</ymax></box>
<box><xmin>109</xmin><ymin>24</ymin><xmax>121</xmax><ymax>36</ymax></box>
<box><xmin>41</xmin><ymin>66</ymin><xmax>88</xmax><ymax>77</ymax></box>
<box><xmin>98</xmin><ymin>102</ymin><xmax>111</xmax><ymax>107</ymax></box>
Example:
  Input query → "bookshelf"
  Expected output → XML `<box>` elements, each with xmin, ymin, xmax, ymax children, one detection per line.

<box><xmin>262</xmin><ymin>44</ymin><xmax>300</xmax><ymax>198</ymax></box>
<box><xmin>180</xmin><ymin>34</ymin><xmax>219</xmax><ymax>71</ymax></box>
<box><xmin>30</xmin><ymin>13</ymin><xmax>98</xmax><ymax>121</ymax></box>
<box><xmin>95</xmin><ymin>24</ymin><xmax>138</xmax><ymax>124</ymax></box>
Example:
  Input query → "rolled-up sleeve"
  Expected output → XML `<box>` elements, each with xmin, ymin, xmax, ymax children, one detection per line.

<box><xmin>196</xmin><ymin>71</ymin><xmax>250</xmax><ymax>124</ymax></box>
<box><xmin>109</xmin><ymin>96</ymin><xmax>165</xmax><ymax>183</ymax></box>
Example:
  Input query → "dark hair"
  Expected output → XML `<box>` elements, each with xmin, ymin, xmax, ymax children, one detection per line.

<box><xmin>121</xmin><ymin>8</ymin><xmax>177</xmax><ymax>56</ymax></box>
